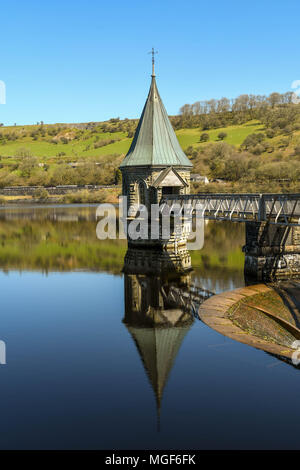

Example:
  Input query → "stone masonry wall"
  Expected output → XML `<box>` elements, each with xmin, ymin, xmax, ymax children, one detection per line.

<box><xmin>244</xmin><ymin>221</ymin><xmax>300</xmax><ymax>281</ymax></box>
<box><xmin>121</xmin><ymin>166</ymin><xmax>191</xmax><ymax>210</ymax></box>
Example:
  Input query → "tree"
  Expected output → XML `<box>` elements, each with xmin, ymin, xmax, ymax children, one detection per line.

<box><xmin>241</xmin><ymin>133</ymin><xmax>265</xmax><ymax>150</ymax></box>
<box><xmin>19</xmin><ymin>156</ymin><xmax>38</xmax><ymax>178</ymax></box>
<box><xmin>179</xmin><ymin>104</ymin><xmax>192</xmax><ymax>116</ymax></box>
<box><xmin>251</xmin><ymin>144</ymin><xmax>265</xmax><ymax>155</ymax></box>
<box><xmin>283</xmin><ymin>126</ymin><xmax>293</xmax><ymax>136</ymax></box>
<box><xmin>266</xmin><ymin>128</ymin><xmax>275</xmax><ymax>138</ymax></box>
<box><xmin>217</xmin><ymin>97</ymin><xmax>230</xmax><ymax>113</ymax></box>
<box><xmin>232</xmin><ymin>94</ymin><xmax>249</xmax><ymax>113</ymax></box>
<box><xmin>33</xmin><ymin>187</ymin><xmax>49</xmax><ymax>200</ymax></box>
<box><xmin>207</xmin><ymin>99</ymin><xmax>217</xmax><ymax>114</ymax></box>
<box><xmin>192</xmin><ymin>101</ymin><xmax>201</xmax><ymax>115</ymax></box>
<box><xmin>218</xmin><ymin>132</ymin><xmax>227</xmax><ymax>140</ymax></box>
<box><xmin>200</xmin><ymin>133</ymin><xmax>209</xmax><ymax>142</ymax></box>
<box><xmin>268</xmin><ymin>92</ymin><xmax>282</xmax><ymax>108</ymax></box>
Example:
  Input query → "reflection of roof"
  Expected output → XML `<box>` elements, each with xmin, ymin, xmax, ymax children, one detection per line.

<box><xmin>127</xmin><ymin>325</ymin><xmax>191</xmax><ymax>411</ymax></box>
<box><xmin>120</xmin><ymin>76</ymin><xmax>192</xmax><ymax>168</ymax></box>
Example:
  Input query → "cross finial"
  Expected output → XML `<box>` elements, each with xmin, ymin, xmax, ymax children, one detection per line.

<box><xmin>148</xmin><ymin>47</ymin><xmax>158</xmax><ymax>77</ymax></box>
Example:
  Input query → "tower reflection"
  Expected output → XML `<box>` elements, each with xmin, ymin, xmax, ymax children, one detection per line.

<box><xmin>122</xmin><ymin>248</ymin><xmax>194</xmax><ymax>421</ymax></box>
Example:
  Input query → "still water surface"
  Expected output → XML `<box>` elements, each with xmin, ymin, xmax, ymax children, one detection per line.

<box><xmin>0</xmin><ymin>204</ymin><xmax>299</xmax><ymax>449</ymax></box>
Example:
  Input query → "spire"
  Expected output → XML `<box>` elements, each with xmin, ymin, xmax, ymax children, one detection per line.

<box><xmin>119</xmin><ymin>63</ymin><xmax>193</xmax><ymax>168</ymax></box>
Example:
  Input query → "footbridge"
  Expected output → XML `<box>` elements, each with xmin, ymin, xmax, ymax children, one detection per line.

<box><xmin>160</xmin><ymin>193</ymin><xmax>300</xmax><ymax>227</ymax></box>
<box><xmin>161</xmin><ymin>193</ymin><xmax>300</xmax><ymax>281</ymax></box>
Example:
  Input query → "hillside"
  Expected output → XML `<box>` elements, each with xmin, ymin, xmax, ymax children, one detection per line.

<box><xmin>0</xmin><ymin>95</ymin><xmax>300</xmax><ymax>195</ymax></box>
<box><xmin>0</xmin><ymin>120</ymin><xmax>264</xmax><ymax>160</ymax></box>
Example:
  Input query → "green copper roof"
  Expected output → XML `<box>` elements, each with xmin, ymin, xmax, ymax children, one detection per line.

<box><xmin>120</xmin><ymin>76</ymin><xmax>193</xmax><ymax>168</ymax></box>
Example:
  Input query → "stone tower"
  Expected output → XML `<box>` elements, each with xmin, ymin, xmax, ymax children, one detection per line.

<box><xmin>119</xmin><ymin>61</ymin><xmax>193</xmax><ymax>246</ymax></box>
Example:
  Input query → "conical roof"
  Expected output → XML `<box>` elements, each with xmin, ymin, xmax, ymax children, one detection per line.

<box><xmin>127</xmin><ymin>325</ymin><xmax>191</xmax><ymax>411</ymax></box>
<box><xmin>120</xmin><ymin>76</ymin><xmax>192</xmax><ymax>168</ymax></box>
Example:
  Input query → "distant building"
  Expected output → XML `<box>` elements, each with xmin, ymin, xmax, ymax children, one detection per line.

<box><xmin>190</xmin><ymin>174</ymin><xmax>209</xmax><ymax>184</ymax></box>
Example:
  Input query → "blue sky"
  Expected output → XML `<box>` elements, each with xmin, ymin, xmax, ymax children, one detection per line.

<box><xmin>0</xmin><ymin>0</ymin><xmax>299</xmax><ymax>125</ymax></box>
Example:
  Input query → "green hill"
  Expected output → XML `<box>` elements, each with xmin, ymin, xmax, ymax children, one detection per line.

<box><xmin>0</xmin><ymin>120</ymin><xmax>267</xmax><ymax>160</ymax></box>
<box><xmin>0</xmin><ymin>106</ymin><xmax>299</xmax><ymax>194</ymax></box>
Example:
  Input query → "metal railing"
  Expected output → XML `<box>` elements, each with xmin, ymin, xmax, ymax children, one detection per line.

<box><xmin>161</xmin><ymin>283</ymin><xmax>215</xmax><ymax>318</ymax></box>
<box><xmin>160</xmin><ymin>193</ymin><xmax>300</xmax><ymax>226</ymax></box>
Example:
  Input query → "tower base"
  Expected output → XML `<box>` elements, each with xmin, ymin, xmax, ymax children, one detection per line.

<box><xmin>123</xmin><ymin>246</ymin><xmax>192</xmax><ymax>276</ymax></box>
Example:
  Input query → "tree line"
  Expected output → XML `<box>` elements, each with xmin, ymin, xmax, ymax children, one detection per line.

<box><xmin>173</xmin><ymin>91</ymin><xmax>298</xmax><ymax>130</ymax></box>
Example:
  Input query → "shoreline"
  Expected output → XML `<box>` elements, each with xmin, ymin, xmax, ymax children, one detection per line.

<box><xmin>0</xmin><ymin>197</ymin><xmax>99</xmax><ymax>205</ymax></box>
<box><xmin>0</xmin><ymin>185</ymin><xmax>120</xmax><ymax>205</ymax></box>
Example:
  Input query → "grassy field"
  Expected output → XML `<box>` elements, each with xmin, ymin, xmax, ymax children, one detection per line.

<box><xmin>0</xmin><ymin>120</ymin><xmax>265</xmax><ymax>161</ymax></box>
<box><xmin>0</xmin><ymin>130</ymin><xmax>130</xmax><ymax>161</ymax></box>
<box><xmin>2</xmin><ymin>119</ymin><xmax>299</xmax><ymax>163</ymax></box>
<box><xmin>176</xmin><ymin>121</ymin><xmax>265</xmax><ymax>149</ymax></box>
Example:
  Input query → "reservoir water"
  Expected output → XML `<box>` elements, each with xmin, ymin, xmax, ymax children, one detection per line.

<box><xmin>0</xmin><ymin>204</ymin><xmax>299</xmax><ymax>449</ymax></box>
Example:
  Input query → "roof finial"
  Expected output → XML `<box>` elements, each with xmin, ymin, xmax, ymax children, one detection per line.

<box><xmin>149</xmin><ymin>47</ymin><xmax>158</xmax><ymax>77</ymax></box>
